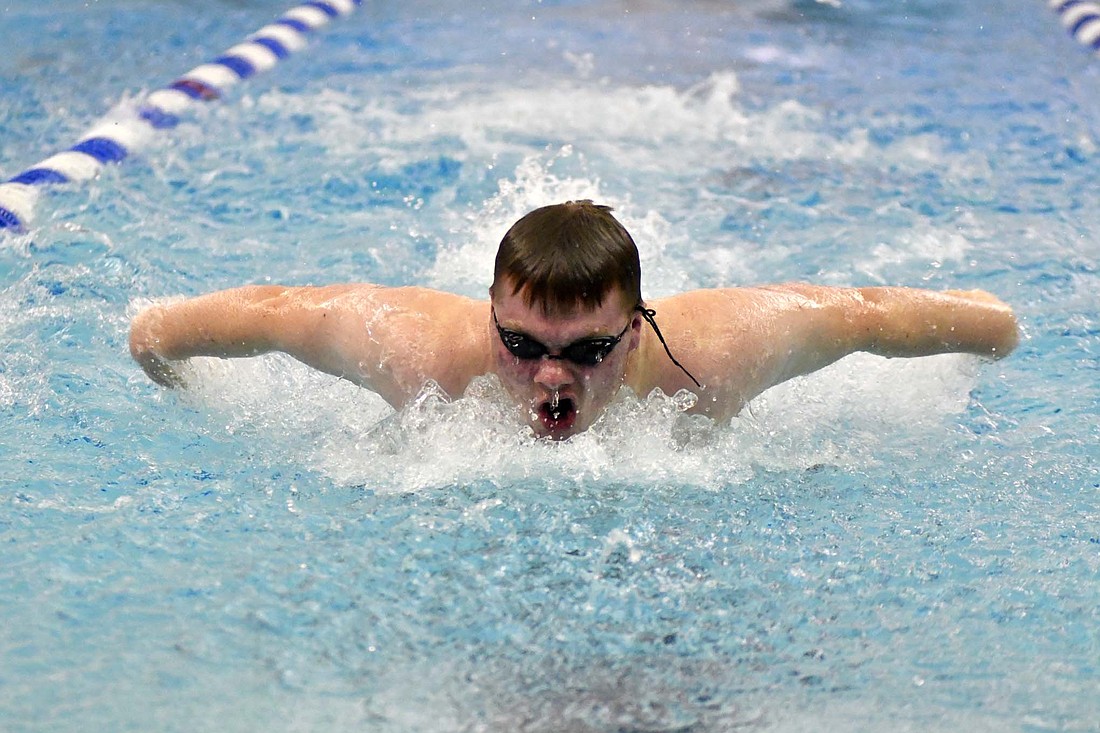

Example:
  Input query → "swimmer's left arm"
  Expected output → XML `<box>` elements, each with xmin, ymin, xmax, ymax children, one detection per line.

<box><xmin>649</xmin><ymin>284</ymin><xmax>1018</xmax><ymax>419</ymax></box>
<box><xmin>762</xmin><ymin>284</ymin><xmax>1019</xmax><ymax>383</ymax></box>
<box><xmin>851</xmin><ymin>286</ymin><xmax>1019</xmax><ymax>359</ymax></box>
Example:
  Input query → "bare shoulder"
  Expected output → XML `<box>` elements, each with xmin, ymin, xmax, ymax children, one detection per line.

<box><xmin>274</xmin><ymin>283</ymin><xmax>491</xmax><ymax>405</ymax></box>
<box><xmin>280</xmin><ymin>283</ymin><xmax>489</xmax><ymax>338</ymax></box>
<box><xmin>653</xmin><ymin>283</ymin><xmax>825</xmax><ymax>308</ymax></box>
<box><xmin>280</xmin><ymin>282</ymin><xmax>480</xmax><ymax>311</ymax></box>
<box><xmin>635</xmin><ymin>283</ymin><xmax>1017</xmax><ymax>421</ymax></box>
<box><xmin>635</xmin><ymin>285</ymin><xmax>865</xmax><ymax>419</ymax></box>
<box><xmin>646</xmin><ymin>285</ymin><xmax>820</xmax><ymax>330</ymax></box>
<box><xmin>632</xmin><ymin>288</ymin><xmax>777</xmax><ymax>412</ymax></box>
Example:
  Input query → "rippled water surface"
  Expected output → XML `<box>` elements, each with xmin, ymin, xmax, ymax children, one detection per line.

<box><xmin>1</xmin><ymin>1</ymin><xmax>1098</xmax><ymax>731</ymax></box>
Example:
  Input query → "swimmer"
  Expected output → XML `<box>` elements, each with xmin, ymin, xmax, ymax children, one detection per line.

<box><xmin>129</xmin><ymin>201</ymin><xmax>1019</xmax><ymax>440</ymax></box>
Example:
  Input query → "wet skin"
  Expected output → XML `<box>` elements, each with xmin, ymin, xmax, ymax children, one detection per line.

<box><xmin>130</xmin><ymin>281</ymin><xmax>1018</xmax><ymax>440</ymax></box>
<box><xmin>489</xmin><ymin>282</ymin><xmax>642</xmax><ymax>440</ymax></box>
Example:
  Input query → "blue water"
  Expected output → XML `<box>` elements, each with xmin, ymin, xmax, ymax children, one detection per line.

<box><xmin>2</xmin><ymin>0</ymin><xmax>1098</xmax><ymax>730</ymax></box>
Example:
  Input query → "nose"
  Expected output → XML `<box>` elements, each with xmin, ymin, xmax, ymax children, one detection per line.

<box><xmin>533</xmin><ymin>356</ymin><xmax>574</xmax><ymax>390</ymax></box>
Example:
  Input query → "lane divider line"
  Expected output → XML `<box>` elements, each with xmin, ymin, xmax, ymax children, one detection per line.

<box><xmin>0</xmin><ymin>0</ymin><xmax>362</xmax><ymax>233</ymax></box>
<box><xmin>1050</xmin><ymin>0</ymin><xmax>1100</xmax><ymax>54</ymax></box>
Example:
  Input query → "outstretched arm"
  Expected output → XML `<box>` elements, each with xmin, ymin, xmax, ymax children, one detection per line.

<box><xmin>764</xmin><ymin>283</ymin><xmax>1018</xmax><ymax>389</ymax></box>
<box><xmin>652</xmin><ymin>285</ymin><xmax>1019</xmax><ymax>419</ymax></box>
<box><xmin>129</xmin><ymin>284</ymin><xmax>489</xmax><ymax>406</ymax></box>
<box><xmin>814</xmin><ymin>284</ymin><xmax>1017</xmax><ymax>361</ymax></box>
<box><xmin>130</xmin><ymin>285</ymin><xmax>297</xmax><ymax>387</ymax></box>
<box><xmin>757</xmin><ymin>284</ymin><xmax>1018</xmax><ymax>385</ymax></box>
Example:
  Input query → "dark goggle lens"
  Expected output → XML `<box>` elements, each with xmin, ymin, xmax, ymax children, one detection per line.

<box><xmin>500</xmin><ymin>332</ymin><xmax>548</xmax><ymax>360</ymax></box>
<box><xmin>559</xmin><ymin>339</ymin><xmax>617</xmax><ymax>366</ymax></box>
<box><xmin>500</xmin><ymin>331</ymin><xmax>616</xmax><ymax>367</ymax></box>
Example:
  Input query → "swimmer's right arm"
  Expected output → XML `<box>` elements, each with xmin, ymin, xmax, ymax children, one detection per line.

<box><xmin>130</xmin><ymin>284</ymin><xmax>483</xmax><ymax>405</ymax></box>
<box><xmin>130</xmin><ymin>286</ymin><xmax>303</xmax><ymax>387</ymax></box>
<box><xmin>129</xmin><ymin>284</ymin><xmax>380</xmax><ymax>389</ymax></box>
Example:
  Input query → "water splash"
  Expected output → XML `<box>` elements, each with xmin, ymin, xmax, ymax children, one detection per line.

<box><xmin>165</xmin><ymin>348</ymin><xmax>982</xmax><ymax>495</ymax></box>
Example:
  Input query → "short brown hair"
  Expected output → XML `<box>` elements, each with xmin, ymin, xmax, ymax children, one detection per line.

<box><xmin>491</xmin><ymin>201</ymin><xmax>641</xmax><ymax>315</ymax></box>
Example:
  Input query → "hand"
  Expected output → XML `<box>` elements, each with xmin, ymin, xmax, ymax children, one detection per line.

<box><xmin>942</xmin><ymin>288</ymin><xmax>1018</xmax><ymax>357</ymax></box>
<box><xmin>129</xmin><ymin>305</ymin><xmax>184</xmax><ymax>388</ymax></box>
<box><xmin>135</xmin><ymin>350</ymin><xmax>185</xmax><ymax>388</ymax></box>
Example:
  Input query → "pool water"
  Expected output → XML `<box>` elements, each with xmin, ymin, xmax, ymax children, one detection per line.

<box><xmin>2</xmin><ymin>0</ymin><xmax>1098</xmax><ymax>730</ymax></box>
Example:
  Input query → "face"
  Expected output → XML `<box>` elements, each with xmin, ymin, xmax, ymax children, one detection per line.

<box><xmin>490</xmin><ymin>280</ymin><xmax>641</xmax><ymax>440</ymax></box>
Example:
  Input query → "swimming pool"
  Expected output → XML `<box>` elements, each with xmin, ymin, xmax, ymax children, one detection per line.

<box><xmin>2</xmin><ymin>0</ymin><xmax>1098</xmax><ymax>729</ymax></box>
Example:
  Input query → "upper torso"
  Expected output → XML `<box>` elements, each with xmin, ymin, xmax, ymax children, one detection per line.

<box><xmin>304</xmin><ymin>284</ymin><xmax>814</xmax><ymax>421</ymax></box>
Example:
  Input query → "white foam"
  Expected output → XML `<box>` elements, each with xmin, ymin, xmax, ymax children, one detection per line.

<box><xmin>168</xmin><ymin>346</ymin><xmax>979</xmax><ymax>495</ymax></box>
<box><xmin>244</xmin><ymin>68</ymin><xmax>980</xmax><ymax>293</ymax></box>
<box><xmin>0</xmin><ymin>371</ymin><xmax>14</xmax><ymax>409</ymax></box>
<box><xmin>856</xmin><ymin>226</ymin><xmax>973</xmax><ymax>281</ymax></box>
<box><xmin>423</xmin><ymin>147</ymin><xmax>609</xmax><ymax>297</ymax></box>
<box><xmin>254</xmin><ymin>68</ymin><xmax>949</xmax><ymax>178</ymax></box>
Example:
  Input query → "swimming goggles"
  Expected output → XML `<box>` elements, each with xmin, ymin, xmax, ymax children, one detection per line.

<box><xmin>492</xmin><ymin>307</ymin><xmax>630</xmax><ymax>367</ymax></box>
<box><xmin>491</xmin><ymin>305</ymin><xmax>703</xmax><ymax>388</ymax></box>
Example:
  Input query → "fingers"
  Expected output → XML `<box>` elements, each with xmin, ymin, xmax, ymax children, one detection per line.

<box><xmin>139</xmin><ymin>352</ymin><xmax>185</xmax><ymax>388</ymax></box>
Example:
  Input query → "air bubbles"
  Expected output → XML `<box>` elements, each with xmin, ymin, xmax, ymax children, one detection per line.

<box><xmin>174</xmin><ymin>347</ymin><xmax>979</xmax><ymax>496</ymax></box>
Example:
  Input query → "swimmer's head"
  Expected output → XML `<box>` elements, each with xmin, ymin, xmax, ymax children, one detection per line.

<box><xmin>489</xmin><ymin>201</ymin><xmax>700</xmax><ymax>439</ymax></box>
<box><xmin>491</xmin><ymin>200</ymin><xmax>641</xmax><ymax>315</ymax></box>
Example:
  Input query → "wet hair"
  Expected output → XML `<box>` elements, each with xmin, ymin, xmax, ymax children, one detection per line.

<box><xmin>492</xmin><ymin>200</ymin><xmax>640</xmax><ymax>315</ymax></box>
<box><xmin>492</xmin><ymin>201</ymin><xmax>703</xmax><ymax>388</ymax></box>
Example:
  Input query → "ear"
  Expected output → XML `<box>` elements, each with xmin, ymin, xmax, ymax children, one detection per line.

<box><xmin>628</xmin><ymin>311</ymin><xmax>643</xmax><ymax>351</ymax></box>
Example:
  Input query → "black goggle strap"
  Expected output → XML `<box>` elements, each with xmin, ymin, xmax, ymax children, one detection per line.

<box><xmin>635</xmin><ymin>305</ymin><xmax>703</xmax><ymax>388</ymax></box>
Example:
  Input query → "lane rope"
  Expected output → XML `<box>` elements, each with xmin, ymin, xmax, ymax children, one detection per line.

<box><xmin>0</xmin><ymin>0</ymin><xmax>362</xmax><ymax>233</ymax></box>
<box><xmin>1049</xmin><ymin>0</ymin><xmax>1100</xmax><ymax>55</ymax></box>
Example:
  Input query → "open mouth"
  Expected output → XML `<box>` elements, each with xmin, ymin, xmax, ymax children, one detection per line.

<box><xmin>537</xmin><ymin>395</ymin><xmax>577</xmax><ymax>436</ymax></box>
